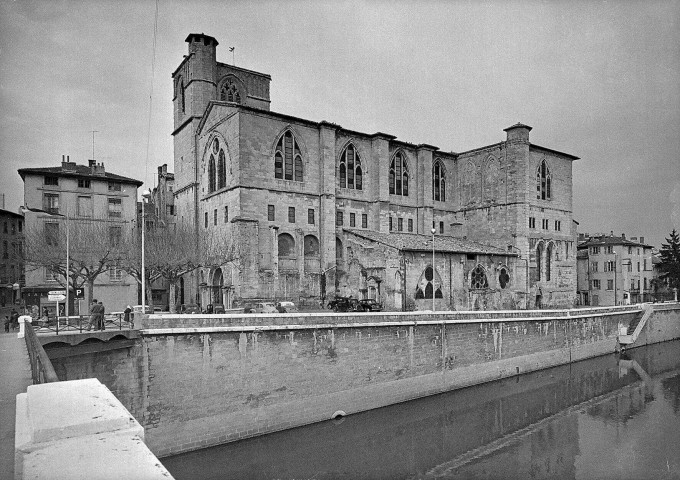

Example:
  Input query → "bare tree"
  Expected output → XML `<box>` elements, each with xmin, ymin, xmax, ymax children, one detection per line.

<box><xmin>22</xmin><ymin>217</ymin><xmax>122</xmax><ymax>308</ymax></box>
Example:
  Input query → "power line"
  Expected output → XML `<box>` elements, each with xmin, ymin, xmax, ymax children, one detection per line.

<box><xmin>144</xmin><ymin>0</ymin><xmax>160</xmax><ymax>192</ymax></box>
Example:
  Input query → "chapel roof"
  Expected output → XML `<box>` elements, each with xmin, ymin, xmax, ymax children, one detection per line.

<box><xmin>344</xmin><ymin>229</ymin><xmax>513</xmax><ymax>256</ymax></box>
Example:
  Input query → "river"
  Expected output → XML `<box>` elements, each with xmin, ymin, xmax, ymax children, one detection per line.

<box><xmin>161</xmin><ymin>340</ymin><xmax>680</xmax><ymax>480</ymax></box>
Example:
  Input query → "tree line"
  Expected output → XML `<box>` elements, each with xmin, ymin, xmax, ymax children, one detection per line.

<box><xmin>18</xmin><ymin>218</ymin><xmax>237</xmax><ymax>313</ymax></box>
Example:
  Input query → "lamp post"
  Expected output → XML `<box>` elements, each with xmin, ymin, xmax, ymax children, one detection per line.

<box><xmin>431</xmin><ymin>227</ymin><xmax>436</xmax><ymax>312</ymax></box>
<box><xmin>141</xmin><ymin>189</ymin><xmax>151</xmax><ymax>313</ymax></box>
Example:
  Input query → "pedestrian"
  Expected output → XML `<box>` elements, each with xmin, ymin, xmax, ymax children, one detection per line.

<box><xmin>11</xmin><ymin>309</ymin><xmax>19</xmax><ymax>331</ymax></box>
<box><xmin>4</xmin><ymin>316</ymin><xmax>9</xmax><ymax>333</ymax></box>
<box><xmin>87</xmin><ymin>299</ymin><xmax>97</xmax><ymax>331</ymax></box>
<box><xmin>535</xmin><ymin>287</ymin><xmax>543</xmax><ymax>309</ymax></box>
<box><xmin>124</xmin><ymin>305</ymin><xmax>131</xmax><ymax>325</ymax></box>
<box><xmin>97</xmin><ymin>301</ymin><xmax>105</xmax><ymax>330</ymax></box>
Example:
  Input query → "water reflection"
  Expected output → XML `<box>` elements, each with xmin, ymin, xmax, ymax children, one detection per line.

<box><xmin>163</xmin><ymin>340</ymin><xmax>680</xmax><ymax>480</ymax></box>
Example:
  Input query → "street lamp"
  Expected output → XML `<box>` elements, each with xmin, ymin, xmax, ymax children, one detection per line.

<box><xmin>141</xmin><ymin>189</ymin><xmax>151</xmax><ymax>313</ymax></box>
<box><xmin>431</xmin><ymin>227</ymin><xmax>436</xmax><ymax>312</ymax></box>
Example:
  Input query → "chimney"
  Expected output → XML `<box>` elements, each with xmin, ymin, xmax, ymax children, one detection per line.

<box><xmin>93</xmin><ymin>162</ymin><xmax>106</xmax><ymax>176</ymax></box>
<box><xmin>621</xmin><ymin>233</ymin><xmax>626</xmax><ymax>240</ymax></box>
<box><xmin>62</xmin><ymin>154</ymin><xmax>76</xmax><ymax>171</ymax></box>
<box><xmin>639</xmin><ymin>236</ymin><xmax>645</xmax><ymax>244</ymax></box>
<box><xmin>88</xmin><ymin>159</ymin><xmax>96</xmax><ymax>170</ymax></box>
<box><xmin>631</xmin><ymin>237</ymin><xmax>638</xmax><ymax>242</ymax></box>
<box><xmin>578</xmin><ymin>233</ymin><xmax>585</xmax><ymax>241</ymax></box>
<box><xmin>610</xmin><ymin>230</ymin><xmax>614</xmax><ymax>237</ymax></box>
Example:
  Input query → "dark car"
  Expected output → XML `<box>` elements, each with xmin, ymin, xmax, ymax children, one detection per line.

<box><xmin>359</xmin><ymin>299</ymin><xmax>383</xmax><ymax>312</ymax></box>
<box><xmin>180</xmin><ymin>304</ymin><xmax>201</xmax><ymax>314</ymax></box>
<box><xmin>328</xmin><ymin>297</ymin><xmax>363</xmax><ymax>312</ymax></box>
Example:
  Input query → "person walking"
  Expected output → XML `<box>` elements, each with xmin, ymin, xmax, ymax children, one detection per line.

<box><xmin>10</xmin><ymin>310</ymin><xmax>19</xmax><ymax>331</ymax></box>
<box><xmin>4</xmin><ymin>316</ymin><xmax>9</xmax><ymax>333</ymax></box>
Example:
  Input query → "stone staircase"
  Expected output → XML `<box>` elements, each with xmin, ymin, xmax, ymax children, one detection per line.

<box><xmin>618</xmin><ymin>304</ymin><xmax>653</xmax><ymax>347</ymax></box>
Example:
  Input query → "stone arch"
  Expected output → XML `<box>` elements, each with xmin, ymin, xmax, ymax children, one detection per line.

<box><xmin>462</xmin><ymin>161</ymin><xmax>477</xmax><ymax>205</ymax></box>
<box><xmin>211</xmin><ymin>267</ymin><xmax>224</xmax><ymax>305</ymax></box>
<box><xmin>389</xmin><ymin>149</ymin><xmax>410</xmax><ymax>196</ymax></box>
<box><xmin>536</xmin><ymin>158</ymin><xmax>552</xmax><ymax>200</ymax></box>
<box><xmin>470</xmin><ymin>264</ymin><xmax>489</xmax><ymax>290</ymax></box>
<box><xmin>483</xmin><ymin>155</ymin><xmax>500</xmax><ymax>203</ymax></box>
<box><xmin>433</xmin><ymin>158</ymin><xmax>446</xmax><ymax>202</ymax></box>
<box><xmin>201</xmin><ymin>133</ymin><xmax>232</xmax><ymax>192</ymax></box>
<box><xmin>217</xmin><ymin>74</ymin><xmax>247</xmax><ymax>103</ymax></box>
<box><xmin>278</xmin><ymin>233</ymin><xmax>296</xmax><ymax>258</ymax></box>
<box><xmin>415</xmin><ymin>265</ymin><xmax>443</xmax><ymax>299</ymax></box>
<box><xmin>536</xmin><ymin>241</ymin><xmax>545</xmax><ymax>282</ymax></box>
<box><xmin>272</xmin><ymin>126</ymin><xmax>308</xmax><ymax>182</ymax></box>
<box><xmin>497</xmin><ymin>264</ymin><xmax>511</xmax><ymax>289</ymax></box>
<box><xmin>546</xmin><ymin>241</ymin><xmax>556</xmax><ymax>282</ymax></box>
<box><xmin>337</xmin><ymin>140</ymin><xmax>365</xmax><ymax>190</ymax></box>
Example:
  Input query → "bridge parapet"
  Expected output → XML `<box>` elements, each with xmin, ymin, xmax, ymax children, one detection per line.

<box><xmin>14</xmin><ymin>378</ymin><xmax>173</xmax><ymax>479</ymax></box>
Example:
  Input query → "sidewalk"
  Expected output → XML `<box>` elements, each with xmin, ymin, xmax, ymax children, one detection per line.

<box><xmin>0</xmin><ymin>332</ymin><xmax>33</xmax><ymax>479</ymax></box>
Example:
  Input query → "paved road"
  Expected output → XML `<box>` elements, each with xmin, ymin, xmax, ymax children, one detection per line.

<box><xmin>0</xmin><ymin>331</ymin><xmax>33</xmax><ymax>479</ymax></box>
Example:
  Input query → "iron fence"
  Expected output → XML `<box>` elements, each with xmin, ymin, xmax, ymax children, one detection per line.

<box><xmin>32</xmin><ymin>313</ymin><xmax>134</xmax><ymax>335</ymax></box>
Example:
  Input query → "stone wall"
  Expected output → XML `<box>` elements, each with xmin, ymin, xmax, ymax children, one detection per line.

<box><xmin>47</xmin><ymin>304</ymin><xmax>680</xmax><ymax>458</ymax></box>
<box><xmin>136</xmin><ymin>306</ymin><xmax>648</xmax><ymax>456</ymax></box>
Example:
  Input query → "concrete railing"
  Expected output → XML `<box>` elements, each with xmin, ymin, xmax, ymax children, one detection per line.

<box><xmin>21</xmin><ymin>317</ymin><xmax>59</xmax><ymax>384</ymax></box>
<box><xmin>15</xmin><ymin>379</ymin><xmax>174</xmax><ymax>480</ymax></box>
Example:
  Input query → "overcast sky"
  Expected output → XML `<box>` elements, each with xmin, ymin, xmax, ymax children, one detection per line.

<box><xmin>1</xmin><ymin>0</ymin><xmax>678</xmax><ymax>247</ymax></box>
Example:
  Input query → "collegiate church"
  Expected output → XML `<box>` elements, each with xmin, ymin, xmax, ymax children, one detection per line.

<box><xmin>171</xmin><ymin>33</ymin><xmax>579</xmax><ymax>311</ymax></box>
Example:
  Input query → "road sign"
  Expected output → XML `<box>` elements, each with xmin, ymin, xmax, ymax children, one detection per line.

<box><xmin>74</xmin><ymin>288</ymin><xmax>85</xmax><ymax>299</ymax></box>
<box><xmin>48</xmin><ymin>294</ymin><xmax>66</xmax><ymax>302</ymax></box>
<box><xmin>48</xmin><ymin>290</ymin><xmax>66</xmax><ymax>295</ymax></box>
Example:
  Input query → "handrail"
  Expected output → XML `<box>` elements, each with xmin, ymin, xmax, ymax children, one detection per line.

<box><xmin>23</xmin><ymin>321</ymin><xmax>60</xmax><ymax>384</ymax></box>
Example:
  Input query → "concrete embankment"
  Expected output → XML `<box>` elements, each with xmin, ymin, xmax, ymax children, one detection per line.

<box><xmin>47</xmin><ymin>303</ymin><xmax>680</xmax><ymax>458</ymax></box>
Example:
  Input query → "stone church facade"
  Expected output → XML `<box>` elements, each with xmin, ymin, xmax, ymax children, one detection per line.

<box><xmin>171</xmin><ymin>33</ymin><xmax>579</xmax><ymax>311</ymax></box>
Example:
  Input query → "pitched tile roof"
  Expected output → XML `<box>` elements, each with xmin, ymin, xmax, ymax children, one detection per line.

<box><xmin>577</xmin><ymin>235</ymin><xmax>652</xmax><ymax>249</ymax></box>
<box><xmin>344</xmin><ymin>229</ymin><xmax>513</xmax><ymax>256</ymax></box>
<box><xmin>18</xmin><ymin>165</ymin><xmax>143</xmax><ymax>186</ymax></box>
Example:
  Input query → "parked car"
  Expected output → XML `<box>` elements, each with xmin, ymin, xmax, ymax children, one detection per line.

<box><xmin>250</xmin><ymin>302</ymin><xmax>278</xmax><ymax>314</ymax></box>
<box><xmin>359</xmin><ymin>299</ymin><xmax>383</xmax><ymax>312</ymax></box>
<box><xmin>276</xmin><ymin>301</ymin><xmax>298</xmax><ymax>313</ymax></box>
<box><xmin>328</xmin><ymin>297</ymin><xmax>363</xmax><ymax>312</ymax></box>
<box><xmin>179</xmin><ymin>304</ymin><xmax>200</xmax><ymax>314</ymax></box>
<box><xmin>132</xmin><ymin>305</ymin><xmax>152</xmax><ymax>314</ymax></box>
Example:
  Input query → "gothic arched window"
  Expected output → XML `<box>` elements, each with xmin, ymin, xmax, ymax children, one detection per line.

<box><xmin>274</xmin><ymin>131</ymin><xmax>303</xmax><ymax>181</ymax></box>
<box><xmin>470</xmin><ymin>265</ymin><xmax>489</xmax><ymax>289</ymax></box>
<box><xmin>389</xmin><ymin>151</ymin><xmax>409</xmax><ymax>196</ymax></box>
<box><xmin>537</xmin><ymin>159</ymin><xmax>552</xmax><ymax>200</ymax></box>
<box><xmin>220</xmin><ymin>79</ymin><xmax>241</xmax><ymax>103</ymax></box>
<box><xmin>208</xmin><ymin>155</ymin><xmax>216</xmax><ymax>193</ymax></box>
<box><xmin>339</xmin><ymin>144</ymin><xmax>362</xmax><ymax>190</ymax></box>
<box><xmin>433</xmin><ymin>159</ymin><xmax>446</xmax><ymax>202</ymax></box>
<box><xmin>176</xmin><ymin>77</ymin><xmax>185</xmax><ymax>114</ymax></box>
<box><xmin>217</xmin><ymin>150</ymin><xmax>226</xmax><ymax>190</ymax></box>
<box><xmin>415</xmin><ymin>265</ymin><xmax>443</xmax><ymax>299</ymax></box>
<box><xmin>498</xmin><ymin>267</ymin><xmax>510</xmax><ymax>289</ymax></box>
<box><xmin>546</xmin><ymin>243</ymin><xmax>553</xmax><ymax>282</ymax></box>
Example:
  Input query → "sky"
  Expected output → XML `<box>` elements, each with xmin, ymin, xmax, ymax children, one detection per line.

<box><xmin>1</xmin><ymin>0</ymin><xmax>679</xmax><ymax>248</ymax></box>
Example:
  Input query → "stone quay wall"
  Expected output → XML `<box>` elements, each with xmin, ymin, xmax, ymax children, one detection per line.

<box><xmin>129</xmin><ymin>304</ymin><xmax>676</xmax><ymax>457</ymax></box>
